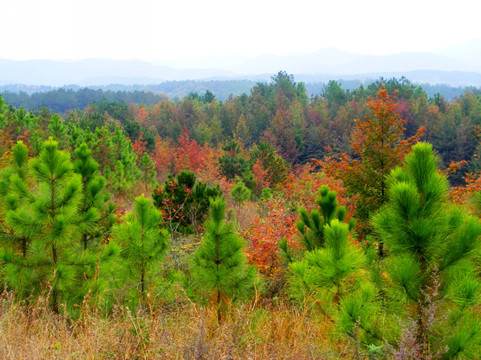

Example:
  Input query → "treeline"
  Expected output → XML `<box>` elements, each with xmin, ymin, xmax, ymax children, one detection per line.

<box><xmin>305</xmin><ymin>80</ymin><xmax>478</xmax><ymax>101</ymax></box>
<box><xmin>1</xmin><ymin>77</ymin><xmax>477</xmax><ymax>114</ymax></box>
<box><xmin>0</xmin><ymin>80</ymin><xmax>258</xmax><ymax>111</ymax></box>
<box><xmin>1</xmin><ymin>88</ymin><xmax>167</xmax><ymax>114</ymax></box>
<box><xmin>96</xmin><ymin>79</ymin><xmax>257</xmax><ymax>100</ymax></box>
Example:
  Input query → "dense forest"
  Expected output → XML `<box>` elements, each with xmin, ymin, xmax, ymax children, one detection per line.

<box><xmin>1</xmin><ymin>78</ymin><xmax>477</xmax><ymax>112</ymax></box>
<box><xmin>1</xmin><ymin>72</ymin><xmax>481</xmax><ymax>358</ymax></box>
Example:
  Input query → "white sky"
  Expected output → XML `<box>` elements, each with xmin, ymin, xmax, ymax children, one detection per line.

<box><xmin>2</xmin><ymin>0</ymin><xmax>481</xmax><ymax>61</ymax></box>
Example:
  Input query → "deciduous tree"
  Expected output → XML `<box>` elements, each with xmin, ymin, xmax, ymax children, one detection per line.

<box><xmin>320</xmin><ymin>86</ymin><xmax>424</xmax><ymax>251</ymax></box>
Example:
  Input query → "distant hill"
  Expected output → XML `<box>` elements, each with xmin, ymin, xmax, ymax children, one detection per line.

<box><xmin>435</xmin><ymin>39</ymin><xmax>481</xmax><ymax>67</ymax></box>
<box><xmin>0</xmin><ymin>59</ymin><xmax>235</xmax><ymax>86</ymax></box>
<box><xmin>1</xmin><ymin>42</ymin><xmax>481</xmax><ymax>87</ymax></box>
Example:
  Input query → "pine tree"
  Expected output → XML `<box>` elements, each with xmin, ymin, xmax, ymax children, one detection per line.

<box><xmin>218</xmin><ymin>140</ymin><xmax>249</xmax><ymax>179</ymax></box>
<box><xmin>113</xmin><ymin>127</ymin><xmax>139</xmax><ymax>186</ymax></box>
<box><xmin>152</xmin><ymin>170</ymin><xmax>221</xmax><ymax>234</ymax></box>
<box><xmin>234</xmin><ymin>114</ymin><xmax>251</xmax><ymax>145</ymax></box>
<box><xmin>73</xmin><ymin>143</ymin><xmax>116</xmax><ymax>250</ymax></box>
<box><xmin>289</xmin><ymin>220</ymin><xmax>364</xmax><ymax>306</ymax></box>
<box><xmin>249</xmin><ymin>142</ymin><xmax>289</xmax><ymax>187</ymax></box>
<box><xmin>230</xmin><ymin>181</ymin><xmax>251</xmax><ymax>206</ymax></box>
<box><xmin>192</xmin><ymin>198</ymin><xmax>256</xmax><ymax>324</ymax></box>
<box><xmin>5</xmin><ymin>139</ymin><xmax>98</xmax><ymax>312</ymax></box>
<box><xmin>0</xmin><ymin>141</ymin><xmax>30</xmax><ymax>205</ymax></box>
<box><xmin>48</xmin><ymin>114</ymin><xmax>66</xmax><ymax>145</ymax></box>
<box><xmin>138</xmin><ymin>152</ymin><xmax>157</xmax><ymax>193</ymax></box>
<box><xmin>296</xmin><ymin>185</ymin><xmax>354</xmax><ymax>251</ymax></box>
<box><xmin>288</xmin><ymin>186</ymin><xmax>362</xmax><ymax>307</ymax></box>
<box><xmin>339</xmin><ymin>143</ymin><xmax>481</xmax><ymax>358</ymax></box>
<box><xmin>112</xmin><ymin>160</ymin><xmax>127</xmax><ymax>196</ymax></box>
<box><xmin>66</xmin><ymin>122</ymin><xmax>86</xmax><ymax>150</ymax></box>
<box><xmin>0</xmin><ymin>95</ymin><xmax>6</xmax><ymax>127</ymax></box>
<box><xmin>0</xmin><ymin>141</ymin><xmax>31</xmax><ymax>295</ymax></box>
<box><xmin>93</xmin><ymin>126</ymin><xmax>115</xmax><ymax>170</ymax></box>
<box><xmin>112</xmin><ymin>195</ymin><xmax>168</xmax><ymax>301</ymax></box>
<box><xmin>208</xmin><ymin>115</ymin><xmax>223</xmax><ymax>146</ymax></box>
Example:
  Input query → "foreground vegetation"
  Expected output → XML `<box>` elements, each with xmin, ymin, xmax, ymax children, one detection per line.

<box><xmin>1</xmin><ymin>74</ymin><xmax>481</xmax><ymax>358</ymax></box>
<box><xmin>0</xmin><ymin>291</ymin><xmax>348</xmax><ymax>359</ymax></box>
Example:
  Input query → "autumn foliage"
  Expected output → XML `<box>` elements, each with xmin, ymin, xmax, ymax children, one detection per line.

<box><xmin>152</xmin><ymin>128</ymin><xmax>220</xmax><ymax>182</ymax></box>
<box><xmin>244</xmin><ymin>165</ymin><xmax>353</xmax><ymax>282</ymax></box>
<box><xmin>244</xmin><ymin>197</ymin><xmax>298</xmax><ymax>281</ymax></box>
<box><xmin>318</xmin><ymin>86</ymin><xmax>424</xmax><ymax>237</ymax></box>
<box><xmin>2</xmin><ymin>75</ymin><xmax>481</xmax><ymax>358</ymax></box>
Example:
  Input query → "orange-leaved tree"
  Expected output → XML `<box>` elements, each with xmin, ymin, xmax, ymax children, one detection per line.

<box><xmin>132</xmin><ymin>132</ymin><xmax>148</xmax><ymax>160</ymax></box>
<box><xmin>244</xmin><ymin>165</ymin><xmax>354</xmax><ymax>288</ymax></box>
<box><xmin>319</xmin><ymin>86</ymin><xmax>424</xmax><ymax>255</ymax></box>
<box><xmin>450</xmin><ymin>171</ymin><xmax>481</xmax><ymax>215</ymax></box>
<box><xmin>244</xmin><ymin>197</ymin><xmax>298</xmax><ymax>287</ymax></box>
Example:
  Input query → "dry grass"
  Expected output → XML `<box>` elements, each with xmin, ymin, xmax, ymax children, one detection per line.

<box><xmin>231</xmin><ymin>200</ymin><xmax>259</xmax><ymax>232</ymax></box>
<box><xmin>0</xmin><ymin>291</ymin><xmax>353</xmax><ymax>359</ymax></box>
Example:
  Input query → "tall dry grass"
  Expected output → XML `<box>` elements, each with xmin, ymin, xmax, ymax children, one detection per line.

<box><xmin>0</xmin><ymin>290</ymin><xmax>353</xmax><ymax>359</ymax></box>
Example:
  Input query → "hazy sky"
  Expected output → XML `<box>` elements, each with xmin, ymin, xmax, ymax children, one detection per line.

<box><xmin>2</xmin><ymin>0</ymin><xmax>480</xmax><ymax>61</ymax></box>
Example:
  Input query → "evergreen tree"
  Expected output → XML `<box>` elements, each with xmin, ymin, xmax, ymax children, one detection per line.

<box><xmin>0</xmin><ymin>141</ymin><xmax>30</xmax><ymax>202</ymax></box>
<box><xmin>234</xmin><ymin>114</ymin><xmax>251</xmax><ymax>145</ymax></box>
<box><xmin>218</xmin><ymin>140</ymin><xmax>249</xmax><ymax>179</ymax></box>
<box><xmin>289</xmin><ymin>220</ymin><xmax>364</xmax><ymax>306</ymax></box>
<box><xmin>230</xmin><ymin>181</ymin><xmax>251</xmax><ymax>206</ymax></box>
<box><xmin>192</xmin><ymin>198</ymin><xmax>256</xmax><ymax>323</ymax></box>
<box><xmin>112</xmin><ymin>195</ymin><xmax>168</xmax><ymax>301</ymax></box>
<box><xmin>93</xmin><ymin>126</ymin><xmax>115</xmax><ymax>170</ymax></box>
<box><xmin>240</xmin><ymin>168</ymin><xmax>255</xmax><ymax>193</ymax></box>
<box><xmin>112</xmin><ymin>126</ymin><xmax>139</xmax><ymax>188</ymax></box>
<box><xmin>138</xmin><ymin>152</ymin><xmax>157</xmax><ymax>193</ymax></box>
<box><xmin>47</xmin><ymin>114</ymin><xmax>66</xmax><ymax>144</ymax></box>
<box><xmin>73</xmin><ymin>143</ymin><xmax>116</xmax><ymax>250</ymax></box>
<box><xmin>296</xmin><ymin>185</ymin><xmax>354</xmax><ymax>251</ymax></box>
<box><xmin>0</xmin><ymin>141</ymin><xmax>31</xmax><ymax>260</ymax></box>
<box><xmin>66</xmin><ymin>122</ymin><xmax>86</xmax><ymax>150</ymax></box>
<box><xmin>111</xmin><ymin>161</ymin><xmax>128</xmax><ymax>196</ymax></box>
<box><xmin>249</xmin><ymin>142</ymin><xmax>289</xmax><ymax>187</ymax></box>
<box><xmin>152</xmin><ymin>171</ymin><xmax>221</xmax><ymax>234</ymax></box>
<box><xmin>207</xmin><ymin>115</ymin><xmax>223</xmax><ymax>146</ymax></box>
<box><xmin>0</xmin><ymin>94</ymin><xmax>6</xmax><ymax>127</ymax></box>
<box><xmin>288</xmin><ymin>186</ymin><xmax>362</xmax><ymax>308</ymax></box>
<box><xmin>339</xmin><ymin>143</ymin><xmax>481</xmax><ymax>358</ymax></box>
<box><xmin>28</xmin><ymin>129</ymin><xmax>45</xmax><ymax>156</ymax></box>
<box><xmin>4</xmin><ymin>139</ymin><xmax>98</xmax><ymax>312</ymax></box>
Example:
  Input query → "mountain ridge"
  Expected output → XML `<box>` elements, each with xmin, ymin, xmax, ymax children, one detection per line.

<box><xmin>1</xmin><ymin>41</ymin><xmax>481</xmax><ymax>86</ymax></box>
